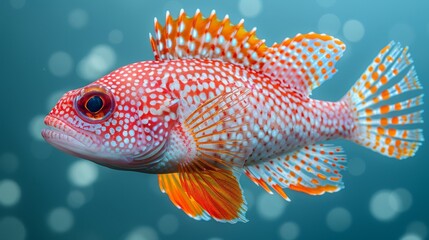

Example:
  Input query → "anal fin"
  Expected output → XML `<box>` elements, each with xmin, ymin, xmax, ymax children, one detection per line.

<box><xmin>245</xmin><ymin>144</ymin><xmax>346</xmax><ymax>199</ymax></box>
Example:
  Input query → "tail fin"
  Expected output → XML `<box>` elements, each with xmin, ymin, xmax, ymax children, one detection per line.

<box><xmin>344</xmin><ymin>42</ymin><xmax>424</xmax><ymax>159</ymax></box>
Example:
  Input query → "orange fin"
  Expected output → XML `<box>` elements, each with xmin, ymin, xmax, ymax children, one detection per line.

<box><xmin>150</xmin><ymin>9</ymin><xmax>267</xmax><ymax>69</ymax></box>
<box><xmin>158</xmin><ymin>173</ymin><xmax>210</xmax><ymax>221</ymax></box>
<box><xmin>261</xmin><ymin>33</ymin><xmax>346</xmax><ymax>95</ymax></box>
<box><xmin>344</xmin><ymin>42</ymin><xmax>424</xmax><ymax>159</ymax></box>
<box><xmin>245</xmin><ymin>144</ymin><xmax>346</xmax><ymax>199</ymax></box>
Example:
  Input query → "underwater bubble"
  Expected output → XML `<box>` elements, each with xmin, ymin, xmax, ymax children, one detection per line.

<box><xmin>388</xmin><ymin>23</ymin><xmax>415</xmax><ymax>45</ymax></box>
<box><xmin>29</xmin><ymin>115</ymin><xmax>46</xmax><ymax>141</ymax></box>
<box><xmin>67</xmin><ymin>190</ymin><xmax>86</xmax><ymax>208</ymax></box>
<box><xmin>238</xmin><ymin>0</ymin><xmax>262</xmax><ymax>18</ymax></box>
<box><xmin>0</xmin><ymin>152</ymin><xmax>19</xmax><ymax>173</ymax></box>
<box><xmin>0</xmin><ymin>216</ymin><xmax>26</xmax><ymax>240</ymax></box>
<box><xmin>318</xmin><ymin>14</ymin><xmax>341</xmax><ymax>35</ymax></box>
<box><xmin>316</xmin><ymin>0</ymin><xmax>336</xmax><ymax>8</ymax></box>
<box><xmin>370</xmin><ymin>190</ymin><xmax>400</xmax><ymax>221</ymax></box>
<box><xmin>68</xmin><ymin>160</ymin><xmax>99</xmax><ymax>187</ymax></box>
<box><xmin>46</xmin><ymin>89</ymin><xmax>67</xmax><ymax>112</ymax></box>
<box><xmin>348</xmin><ymin>157</ymin><xmax>366</xmax><ymax>176</ymax></box>
<box><xmin>393</xmin><ymin>188</ymin><xmax>412</xmax><ymax>213</ymax></box>
<box><xmin>125</xmin><ymin>226</ymin><xmax>158</xmax><ymax>240</ymax></box>
<box><xmin>343</xmin><ymin>19</ymin><xmax>365</xmax><ymax>42</ymax></box>
<box><xmin>407</xmin><ymin>221</ymin><xmax>427</xmax><ymax>239</ymax></box>
<box><xmin>400</xmin><ymin>234</ymin><xmax>422</xmax><ymax>240</ymax></box>
<box><xmin>0</xmin><ymin>179</ymin><xmax>21</xmax><ymax>207</ymax></box>
<box><xmin>157</xmin><ymin>214</ymin><xmax>178</xmax><ymax>235</ymax></box>
<box><xmin>68</xmin><ymin>9</ymin><xmax>89</xmax><ymax>29</ymax></box>
<box><xmin>326</xmin><ymin>207</ymin><xmax>352</xmax><ymax>232</ymax></box>
<box><xmin>108</xmin><ymin>29</ymin><xmax>124</xmax><ymax>44</ymax></box>
<box><xmin>10</xmin><ymin>0</ymin><xmax>25</xmax><ymax>9</ymax></box>
<box><xmin>47</xmin><ymin>207</ymin><xmax>74</xmax><ymax>233</ymax></box>
<box><xmin>48</xmin><ymin>51</ymin><xmax>74</xmax><ymax>77</ymax></box>
<box><xmin>279</xmin><ymin>221</ymin><xmax>300</xmax><ymax>240</ymax></box>
<box><xmin>77</xmin><ymin>44</ymin><xmax>117</xmax><ymax>81</ymax></box>
<box><xmin>256</xmin><ymin>193</ymin><xmax>287</xmax><ymax>220</ymax></box>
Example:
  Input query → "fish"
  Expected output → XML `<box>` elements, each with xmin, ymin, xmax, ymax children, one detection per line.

<box><xmin>42</xmin><ymin>9</ymin><xmax>424</xmax><ymax>223</ymax></box>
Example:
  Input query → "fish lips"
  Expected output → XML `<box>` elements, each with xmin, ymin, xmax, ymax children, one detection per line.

<box><xmin>41</xmin><ymin>115</ymin><xmax>102</xmax><ymax>159</ymax></box>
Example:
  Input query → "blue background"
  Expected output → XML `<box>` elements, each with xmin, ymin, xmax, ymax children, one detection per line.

<box><xmin>1</xmin><ymin>0</ymin><xmax>428</xmax><ymax>239</ymax></box>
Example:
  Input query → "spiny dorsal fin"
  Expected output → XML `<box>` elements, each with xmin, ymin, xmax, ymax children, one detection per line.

<box><xmin>149</xmin><ymin>9</ymin><xmax>267</xmax><ymax>69</ymax></box>
<box><xmin>150</xmin><ymin>10</ymin><xmax>346</xmax><ymax>95</ymax></box>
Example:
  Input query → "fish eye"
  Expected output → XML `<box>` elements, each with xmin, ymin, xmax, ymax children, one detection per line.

<box><xmin>75</xmin><ymin>85</ymin><xmax>115</xmax><ymax>122</ymax></box>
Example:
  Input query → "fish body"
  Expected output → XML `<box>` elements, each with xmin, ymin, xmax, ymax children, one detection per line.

<box><xmin>43</xmin><ymin>10</ymin><xmax>424</xmax><ymax>223</ymax></box>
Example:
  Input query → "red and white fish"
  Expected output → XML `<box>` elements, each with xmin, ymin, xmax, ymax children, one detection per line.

<box><xmin>42</xmin><ymin>9</ymin><xmax>424</xmax><ymax>223</ymax></box>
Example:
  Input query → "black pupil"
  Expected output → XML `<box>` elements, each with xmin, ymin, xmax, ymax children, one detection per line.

<box><xmin>86</xmin><ymin>95</ymin><xmax>103</xmax><ymax>113</ymax></box>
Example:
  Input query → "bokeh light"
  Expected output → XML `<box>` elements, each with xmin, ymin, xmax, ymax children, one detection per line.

<box><xmin>279</xmin><ymin>221</ymin><xmax>300</xmax><ymax>240</ymax></box>
<box><xmin>124</xmin><ymin>226</ymin><xmax>159</xmax><ymax>240</ymax></box>
<box><xmin>388</xmin><ymin>23</ymin><xmax>415</xmax><ymax>45</ymax></box>
<box><xmin>326</xmin><ymin>207</ymin><xmax>352</xmax><ymax>232</ymax></box>
<box><xmin>407</xmin><ymin>221</ymin><xmax>427</xmax><ymax>239</ymax></box>
<box><xmin>238</xmin><ymin>0</ymin><xmax>262</xmax><ymax>18</ymax></box>
<box><xmin>67</xmin><ymin>190</ymin><xmax>87</xmax><ymax>208</ymax></box>
<box><xmin>48</xmin><ymin>51</ymin><xmax>74</xmax><ymax>77</ymax></box>
<box><xmin>28</xmin><ymin>115</ymin><xmax>46</xmax><ymax>141</ymax></box>
<box><xmin>318</xmin><ymin>14</ymin><xmax>341</xmax><ymax>35</ymax></box>
<box><xmin>47</xmin><ymin>207</ymin><xmax>74</xmax><ymax>233</ymax></box>
<box><xmin>343</xmin><ymin>20</ymin><xmax>365</xmax><ymax>42</ymax></box>
<box><xmin>256</xmin><ymin>193</ymin><xmax>287</xmax><ymax>220</ymax></box>
<box><xmin>400</xmin><ymin>234</ymin><xmax>422</xmax><ymax>240</ymax></box>
<box><xmin>0</xmin><ymin>152</ymin><xmax>19</xmax><ymax>173</ymax></box>
<box><xmin>316</xmin><ymin>0</ymin><xmax>336</xmax><ymax>8</ymax></box>
<box><xmin>370</xmin><ymin>189</ymin><xmax>401</xmax><ymax>221</ymax></box>
<box><xmin>77</xmin><ymin>44</ymin><xmax>117</xmax><ymax>81</ymax></box>
<box><xmin>157</xmin><ymin>214</ymin><xmax>179</xmax><ymax>235</ymax></box>
<box><xmin>0</xmin><ymin>179</ymin><xmax>21</xmax><ymax>207</ymax></box>
<box><xmin>9</xmin><ymin>0</ymin><xmax>25</xmax><ymax>9</ymax></box>
<box><xmin>348</xmin><ymin>157</ymin><xmax>366</xmax><ymax>176</ymax></box>
<box><xmin>0</xmin><ymin>216</ymin><xmax>26</xmax><ymax>240</ymax></box>
<box><xmin>393</xmin><ymin>188</ymin><xmax>413</xmax><ymax>212</ymax></box>
<box><xmin>68</xmin><ymin>160</ymin><xmax>99</xmax><ymax>187</ymax></box>
<box><xmin>68</xmin><ymin>9</ymin><xmax>89</xmax><ymax>29</ymax></box>
<box><xmin>108</xmin><ymin>29</ymin><xmax>124</xmax><ymax>44</ymax></box>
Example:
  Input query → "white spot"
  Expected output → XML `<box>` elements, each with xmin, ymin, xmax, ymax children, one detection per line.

<box><xmin>47</xmin><ymin>207</ymin><xmax>74</xmax><ymax>233</ymax></box>
<box><xmin>68</xmin><ymin>160</ymin><xmax>99</xmax><ymax>187</ymax></box>
<box><xmin>279</xmin><ymin>221</ymin><xmax>300</xmax><ymax>240</ymax></box>
<box><xmin>389</xmin><ymin>23</ymin><xmax>415</xmax><ymax>45</ymax></box>
<box><xmin>9</xmin><ymin>0</ymin><xmax>25</xmax><ymax>9</ymax></box>
<box><xmin>108</xmin><ymin>29</ymin><xmax>124</xmax><ymax>44</ymax></box>
<box><xmin>238</xmin><ymin>0</ymin><xmax>262</xmax><ymax>18</ymax></box>
<box><xmin>48</xmin><ymin>51</ymin><xmax>74</xmax><ymax>77</ymax></box>
<box><xmin>316</xmin><ymin>0</ymin><xmax>336</xmax><ymax>8</ymax></box>
<box><xmin>68</xmin><ymin>9</ymin><xmax>89</xmax><ymax>29</ymax></box>
<box><xmin>124</xmin><ymin>226</ymin><xmax>158</xmax><ymax>240</ymax></box>
<box><xmin>326</xmin><ymin>207</ymin><xmax>352</xmax><ymax>232</ymax></box>
<box><xmin>370</xmin><ymin>189</ymin><xmax>402</xmax><ymax>221</ymax></box>
<box><xmin>157</xmin><ymin>214</ymin><xmax>178</xmax><ymax>235</ymax></box>
<box><xmin>0</xmin><ymin>216</ymin><xmax>26</xmax><ymax>240</ymax></box>
<box><xmin>29</xmin><ymin>115</ymin><xmax>45</xmax><ymax>141</ymax></box>
<box><xmin>77</xmin><ymin>44</ymin><xmax>116</xmax><ymax>81</ymax></box>
<box><xmin>0</xmin><ymin>179</ymin><xmax>21</xmax><ymax>207</ymax></box>
<box><xmin>318</xmin><ymin>14</ymin><xmax>341</xmax><ymax>35</ymax></box>
<box><xmin>0</xmin><ymin>153</ymin><xmax>19</xmax><ymax>173</ymax></box>
<box><xmin>348</xmin><ymin>157</ymin><xmax>366</xmax><ymax>176</ymax></box>
<box><xmin>342</xmin><ymin>19</ymin><xmax>365</xmax><ymax>42</ymax></box>
<box><xmin>67</xmin><ymin>190</ymin><xmax>86</xmax><ymax>208</ymax></box>
<box><xmin>256</xmin><ymin>193</ymin><xmax>287</xmax><ymax>220</ymax></box>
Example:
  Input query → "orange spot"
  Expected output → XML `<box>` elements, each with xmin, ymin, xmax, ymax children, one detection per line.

<box><xmin>388</xmin><ymin>145</ymin><xmax>395</xmax><ymax>156</ymax></box>
<box><xmin>289</xmin><ymin>183</ymin><xmax>338</xmax><ymax>195</ymax></box>
<box><xmin>392</xmin><ymin>116</ymin><xmax>399</xmax><ymax>124</ymax></box>
<box><xmin>311</xmin><ymin>179</ymin><xmax>319</xmax><ymax>185</ymax></box>
<box><xmin>317</xmin><ymin>173</ymin><xmax>327</xmax><ymax>180</ymax></box>
<box><xmin>379</xmin><ymin>64</ymin><xmax>386</xmax><ymax>71</ymax></box>
<box><xmin>365</xmin><ymin>81</ymin><xmax>371</xmax><ymax>89</ymax></box>
<box><xmin>370</xmin><ymin>86</ymin><xmax>378</xmax><ymax>94</ymax></box>
<box><xmin>395</xmin><ymin>84</ymin><xmax>402</xmax><ymax>94</ymax></box>
<box><xmin>385</xmin><ymin>137</ymin><xmax>392</xmax><ymax>144</ymax></box>
<box><xmin>380</xmin><ymin>118</ymin><xmax>388</xmax><ymax>126</ymax></box>
<box><xmin>377</xmin><ymin>127</ymin><xmax>385</xmax><ymax>134</ymax></box>
<box><xmin>380</xmin><ymin>105</ymin><xmax>389</xmax><ymax>114</ymax></box>
<box><xmin>365</xmin><ymin>108</ymin><xmax>373</xmax><ymax>115</ymax></box>
<box><xmin>374</xmin><ymin>57</ymin><xmax>381</xmax><ymax>63</ymax></box>
<box><xmin>380</xmin><ymin>76</ymin><xmax>388</xmax><ymax>84</ymax></box>
<box><xmin>380</xmin><ymin>45</ymin><xmax>390</xmax><ymax>54</ymax></box>
<box><xmin>388</xmin><ymin>128</ymin><xmax>397</xmax><ymax>136</ymax></box>
<box><xmin>381</xmin><ymin>90</ymin><xmax>390</xmax><ymax>100</ymax></box>
<box><xmin>294</xmin><ymin>165</ymin><xmax>301</xmax><ymax>171</ymax></box>
<box><xmin>393</xmin><ymin>68</ymin><xmax>399</xmax><ymax>75</ymax></box>
<box><xmin>372</xmin><ymin>72</ymin><xmax>379</xmax><ymax>80</ymax></box>
<box><xmin>394</xmin><ymin>103</ymin><xmax>402</xmax><ymax>111</ymax></box>
<box><xmin>330</xmin><ymin>177</ymin><xmax>340</xmax><ymax>182</ymax></box>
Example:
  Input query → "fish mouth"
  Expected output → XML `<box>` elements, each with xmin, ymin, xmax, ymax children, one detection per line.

<box><xmin>42</xmin><ymin>115</ymin><xmax>102</xmax><ymax>158</ymax></box>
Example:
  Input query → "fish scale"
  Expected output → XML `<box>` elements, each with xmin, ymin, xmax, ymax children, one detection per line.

<box><xmin>43</xmin><ymin>9</ymin><xmax>423</xmax><ymax>223</ymax></box>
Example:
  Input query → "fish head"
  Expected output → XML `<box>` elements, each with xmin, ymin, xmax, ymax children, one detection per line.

<box><xmin>42</xmin><ymin>64</ymin><xmax>179</xmax><ymax>170</ymax></box>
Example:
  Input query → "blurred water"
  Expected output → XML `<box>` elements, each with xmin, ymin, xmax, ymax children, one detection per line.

<box><xmin>1</xmin><ymin>0</ymin><xmax>428</xmax><ymax>239</ymax></box>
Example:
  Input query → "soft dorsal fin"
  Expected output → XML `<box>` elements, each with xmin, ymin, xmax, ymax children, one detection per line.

<box><xmin>150</xmin><ymin>9</ymin><xmax>267</xmax><ymax>69</ymax></box>
<box><xmin>150</xmin><ymin>10</ymin><xmax>346</xmax><ymax>95</ymax></box>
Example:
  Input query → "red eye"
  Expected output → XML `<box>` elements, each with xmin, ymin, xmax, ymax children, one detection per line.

<box><xmin>75</xmin><ymin>85</ymin><xmax>115</xmax><ymax>122</ymax></box>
